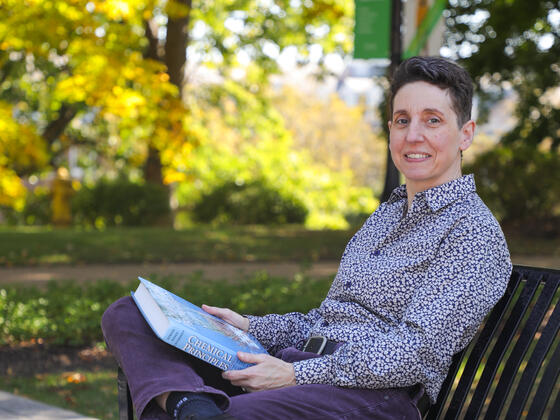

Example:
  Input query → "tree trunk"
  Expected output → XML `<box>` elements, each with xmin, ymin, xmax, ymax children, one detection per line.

<box><xmin>144</xmin><ymin>144</ymin><xmax>164</xmax><ymax>185</ymax></box>
<box><xmin>165</xmin><ymin>0</ymin><xmax>192</xmax><ymax>98</ymax></box>
<box><xmin>142</xmin><ymin>0</ymin><xmax>192</xmax><ymax>187</ymax></box>
<box><xmin>42</xmin><ymin>106</ymin><xmax>77</xmax><ymax>226</ymax></box>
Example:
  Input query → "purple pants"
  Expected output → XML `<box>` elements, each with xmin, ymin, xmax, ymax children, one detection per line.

<box><xmin>102</xmin><ymin>297</ymin><xmax>423</xmax><ymax>420</ymax></box>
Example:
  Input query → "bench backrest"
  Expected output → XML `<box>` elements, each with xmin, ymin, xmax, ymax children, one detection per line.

<box><xmin>425</xmin><ymin>265</ymin><xmax>560</xmax><ymax>419</ymax></box>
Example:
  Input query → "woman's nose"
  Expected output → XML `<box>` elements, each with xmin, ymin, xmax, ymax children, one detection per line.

<box><xmin>405</xmin><ymin>120</ymin><xmax>424</xmax><ymax>143</ymax></box>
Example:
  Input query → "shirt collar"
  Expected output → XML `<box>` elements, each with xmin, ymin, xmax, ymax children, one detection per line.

<box><xmin>387</xmin><ymin>174</ymin><xmax>476</xmax><ymax>211</ymax></box>
<box><xmin>387</xmin><ymin>184</ymin><xmax>408</xmax><ymax>204</ymax></box>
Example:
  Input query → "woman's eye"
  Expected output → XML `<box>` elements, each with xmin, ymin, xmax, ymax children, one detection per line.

<box><xmin>428</xmin><ymin>117</ymin><xmax>440</xmax><ymax>124</ymax></box>
<box><xmin>395</xmin><ymin>118</ymin><xmax>408</xmax><ymax>125</ymax></box>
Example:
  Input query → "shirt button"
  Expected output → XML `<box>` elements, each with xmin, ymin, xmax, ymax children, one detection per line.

<box><xmin>373</xmin><ymin>249</ymin><xmax>381</xmax><ymax>256</ymax></box>
<box><xmin>322</xmin><ymin>320</ymin><xmax>329</xmax><ymax>327</ymax></box>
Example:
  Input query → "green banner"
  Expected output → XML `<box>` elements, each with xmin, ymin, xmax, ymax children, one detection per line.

<box><xmin>354</xmin><ymin>0</ymin><xmax>391</xmax><ymax>59</ymax></box>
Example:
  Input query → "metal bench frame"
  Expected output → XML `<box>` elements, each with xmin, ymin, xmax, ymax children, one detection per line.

<box><xmin>117</xmin><ymin>265</ymin><xmax>560</xmax><ymax>419</ymax></box>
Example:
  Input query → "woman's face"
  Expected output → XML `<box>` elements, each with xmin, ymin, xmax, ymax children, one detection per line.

<box><xmin>389</xmin><ymin>81</ymin><xmax>475</xmax><ymax>196</ymax></box>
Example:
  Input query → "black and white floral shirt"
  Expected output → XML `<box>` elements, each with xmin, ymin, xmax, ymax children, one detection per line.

<box><xmin>247</xmin><ymin>174</ymin><xmax>512</xmax><ymax>403</ymax></box>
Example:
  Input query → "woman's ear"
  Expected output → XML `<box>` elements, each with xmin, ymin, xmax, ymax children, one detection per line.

<box><xmin>459</xmin><ymin>120</ymin><xmax>476</xmax><ymax>151</ymax></box>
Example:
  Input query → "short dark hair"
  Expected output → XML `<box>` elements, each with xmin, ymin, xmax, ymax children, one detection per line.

<box><xmin>390</xmin><ymin>56</ymin><xmax>474</xmax><ymax>126</ymax></box>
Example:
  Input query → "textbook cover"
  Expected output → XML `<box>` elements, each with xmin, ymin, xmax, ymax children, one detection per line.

<box><xmin>131</xmin><ymin>277</ymin><xmax>267</xmax><ymax>370</ymax></box>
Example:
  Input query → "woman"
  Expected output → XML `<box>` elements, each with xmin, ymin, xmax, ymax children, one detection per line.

<box><xmin>102</xmin><ymin>56</ymin><xmax>512</xmax><ymax>420</ymax></box>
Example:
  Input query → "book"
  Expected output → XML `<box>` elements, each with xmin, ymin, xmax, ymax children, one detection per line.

<box><xmin>131</xmin><ymin>277</ymin><xmax>267</xmax><ymax>371</ymax></box>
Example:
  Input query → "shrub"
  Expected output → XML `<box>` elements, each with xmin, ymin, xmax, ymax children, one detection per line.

<box><xmin>465</xmin><ymin>144</ymin><xmax>560</xmax><ymax>234</ymax></box>
<box><xmin>0</xmin><ymin>186</ymin><xmax>51</xmax><ymax>226</ymax></box>
<box><xmin>192</xmin><ymin>180</ymin><xmax>307</xmax><ymax>225</ymax></box>
<box><xmin>175</xmin><ymin>137</ymin><xmax>379</xmax><ymax>229</ymax></box>
<box><xmin>0</xmin><ymin>280</ymin><xmax>131</xmax><ymax>346</ymax></box>
<box><xmin>0</xmin><ymin>273</ymin><xmax>332</xmax><ymax>346</ymax></box>
<box><xmin>72</xmin><ymin>178</ymin><xmax>170</xmax><ymax>227</ymax></box>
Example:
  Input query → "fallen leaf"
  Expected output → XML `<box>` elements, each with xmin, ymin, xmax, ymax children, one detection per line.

<box><xmin>63</xmin><ymin>372</ymin><xmax>87</xmax><ymax>384</ymax></box>
<box><xmin>57</xmin><ymin>354</ymin><xmax>72</xmax><ymax>366</ymax></box>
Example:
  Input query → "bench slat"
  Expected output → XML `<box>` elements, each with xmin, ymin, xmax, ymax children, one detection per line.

<box><xmin>513</xmin><ymin>296</ymin><xmax>560</xmax><ymax>419</ymax></box>
<box><xmin>118</xmin><ymin>366</ymin><xmax>134</xmax><ymax>420</ymax></box>
<box><xmin>464</xmin><ymin>273</ymin><xmax>540</xmax><ymax>418</ymax></box>
<box><xmin>484</xmin><ymin>273</ymin><xmax>556</xmax><ymax>418</ymax></box>
<box><xmin>433</xmin><ymin>271</ymin><xmax>523</xmax><ymax>420</ymax></box>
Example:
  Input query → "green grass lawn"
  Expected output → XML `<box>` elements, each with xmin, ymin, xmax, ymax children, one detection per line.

<box><xmin>0</xmin><ymin>225</ymin><xmax>356</xmax><ymax>266</ymax></box>
<box><xmin>0</xmin><ymin>225</ymin><xmax>558</xmax><ymax>267</ymax></box>
<box><xmin>0</xmin><ymin>368</ymin><xmax>118</xmax><ymax>419</ymax></box>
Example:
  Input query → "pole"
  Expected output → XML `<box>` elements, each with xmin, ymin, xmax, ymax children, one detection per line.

<box><xmin>380</xmin><ymin>0</ymin><xmax>403</xmax><ymax>203</ymax></box>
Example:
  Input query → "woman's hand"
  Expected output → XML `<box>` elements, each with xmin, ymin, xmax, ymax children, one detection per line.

<box><xmin>202</xmin><ymin>304</ymin><xmax>250</xmax><ymax>332</ymax></box>
<box><xmin>222</xmin><ymin>352</ymin><xmax>296</xmax><ymax>392</ymax></box>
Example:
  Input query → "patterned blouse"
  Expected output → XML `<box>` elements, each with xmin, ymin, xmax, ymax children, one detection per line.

<box><xmin>247</xmin><ymin>175</ymin><xmax>512</xmax><ymax>403</ymax></box>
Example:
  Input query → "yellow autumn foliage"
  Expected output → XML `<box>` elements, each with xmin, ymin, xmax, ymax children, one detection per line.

<box><xmin>0</xmin><ymin>168</ymin><xmax>26</xmax><ymax>210</ymax></box>
<box><xmin>1</xmin><ymin>0</ymin><xmax>359</xmax><ymax>226</ymax></box>
<box><xmin>273</xmin><ymin>86</ymin><xmax>387</xmax><ymax>194</ymax></box>
<box><xmin>0</xmin><ymin>102</ymin><xmax>48</xmax><ymax>208</ymax></box>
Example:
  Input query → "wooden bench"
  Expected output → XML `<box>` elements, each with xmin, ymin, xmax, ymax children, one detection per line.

<box><xmin>117</xmin><ymin>265</ymin><xmax>560</xmax><ymax>419</ymax></box>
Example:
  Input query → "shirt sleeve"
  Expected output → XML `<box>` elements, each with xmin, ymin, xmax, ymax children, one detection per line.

<box><xmin>292</xmin><ymin>218</ymin><xmax>512</xmax><ymax>395</ymax></box>
<box><xmin>246</xmin><ymin>309</ymin><xmax>322</xmax><ymax>352</ymax></box>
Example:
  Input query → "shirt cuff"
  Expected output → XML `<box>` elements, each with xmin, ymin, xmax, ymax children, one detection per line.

<box><xmin>293</xmin><ymin>355</ymin><xmax>335</xmax><ymax>385</ymax></box>
<box><xmin>245</xmin><ymin>315</ymin><xmax>262</xmax><ymax>336</ymax></box>
<box><xmin>245</xmin><ymin>314</ymin><xmax>276</xmax><ymax>349</ymax></box>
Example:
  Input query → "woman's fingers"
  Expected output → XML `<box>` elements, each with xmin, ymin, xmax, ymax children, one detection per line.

<box><xmin>236</xmin><ymin>352</ymin><xmax>268</xmax><ymax>364</ymax></box>
<box><xmin>222</xmin><ymin>353</ymin><xmax>296</xmax><ymax>391</ymax></box>
<box><xmin>202</xmin><ymin>304</ymin><xmax>249</xmax><ymax>331</ymax></box>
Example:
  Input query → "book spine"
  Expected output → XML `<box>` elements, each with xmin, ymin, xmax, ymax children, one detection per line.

<box><xmin>164</xmin><ymin>325</ymin><xmax>251</xmax><ymax>371</ymax></box>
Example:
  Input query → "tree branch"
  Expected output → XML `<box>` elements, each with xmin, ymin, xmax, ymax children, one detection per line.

<box><xmin>42</xmin><ymin>104</ymin><xmax>77</xmax><ymax>145</ymax></box>
<box><xmin>144</xmin><ymin>19</ymin><xmax>162</xmax><ymax>61</ymax></box>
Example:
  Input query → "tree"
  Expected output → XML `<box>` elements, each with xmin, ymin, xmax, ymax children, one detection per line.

<box><xmin>0</xmin><ymin>0</ymin><xmax>192</xmax><ymax>203</ymax></box>
<box><xmin>0</xmin><ymin>0</ymin><xmax>356</xmax><ymax>217</ymax></box>
<box><xmin>445</xmin><ymin>0</ymin><xmax>560</xmax><ymax>149</ymax></box>
<box><xmin>173</xmin><ymin>97</ymin><xmax>380</xmax><ymax>229</ymax></box>
<box><xmin>445</xmin><ymin>0</ymin><xmax>560</xmax><ymax>229</ymax></box>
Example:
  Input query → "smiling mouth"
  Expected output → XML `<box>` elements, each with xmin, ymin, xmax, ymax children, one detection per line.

<box><xmin>405</xmin><ymin>153</ymin><xmax>431</xmax><ymax>159</ymax></box>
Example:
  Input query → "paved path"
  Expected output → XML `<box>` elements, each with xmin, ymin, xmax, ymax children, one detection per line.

<box><xmin>507</xmin><ymin>255</ymin><xmax>560</xmax><ymax>270</ymax></box>
<box><xmin>0</xmin><ymin>256</ymin><xmax>557</xmax><ymax>287</ymax></box>
<box><xmin>0</xmin><ymin>261</ymin><xmax>341</xmax><ymax>286</ymax></box>
<box><xmin>0</xmin><ymin>391</ymin><xmax>97</xmax><ymax>420</ymax></box>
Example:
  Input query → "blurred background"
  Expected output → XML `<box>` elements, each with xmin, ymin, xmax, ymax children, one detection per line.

<box><xmin>0</xmin><ymin>0</ymin><xmax>558</xmax><ymax>238</ymax></box>
<box><xmin>0</xmin><ymin>0</ymin><xmax>559</xmax><ymax>418</ymax></box>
